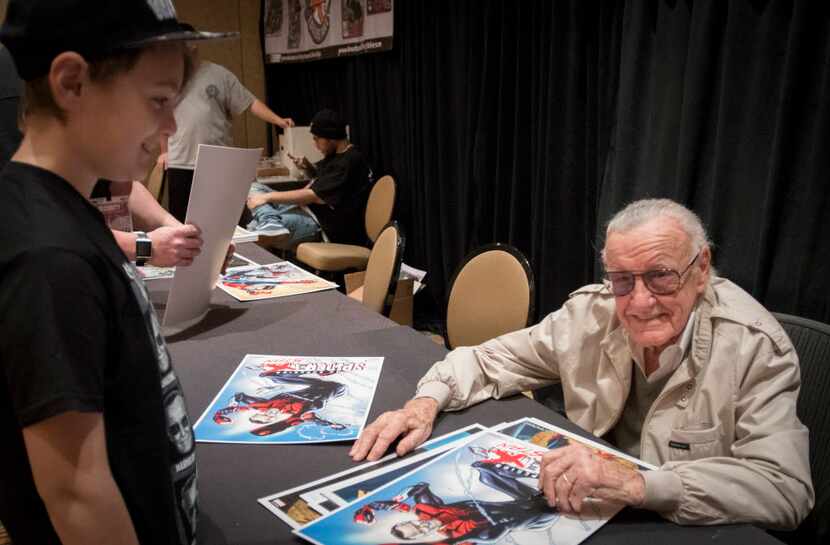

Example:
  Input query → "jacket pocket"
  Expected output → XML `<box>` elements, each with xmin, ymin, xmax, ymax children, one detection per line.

<box><xmin>668</xmin><ymin>424</ymin><xmax>723</xmax><ymax>461</ymax></box>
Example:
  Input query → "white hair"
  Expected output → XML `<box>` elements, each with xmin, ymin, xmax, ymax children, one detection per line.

<box><xmin>602</xmin><ymin>198</ymin><xmax>713</xmax><ymax>262</ymax></box>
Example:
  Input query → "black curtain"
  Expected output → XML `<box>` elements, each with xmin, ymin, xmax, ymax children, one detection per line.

<box><xmin>265</xmin><ymin>0</ymin><xmax>830</xmax><ymax>325</ymax></box>
<box><xmin>599</xmin><ymin>0</ymin><xmax>830</xmax><ymax>323</ymax></box>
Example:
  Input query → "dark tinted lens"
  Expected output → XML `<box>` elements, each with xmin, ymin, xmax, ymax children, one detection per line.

<box><xmin>606</xmin><ymin>272</ymin><xmax>634</xmax><ymax>296</ymax></box>
<box><xmin>644</xmin><ymin>269</ymin><xmax>680</xmax><ymax>294</ymax></box>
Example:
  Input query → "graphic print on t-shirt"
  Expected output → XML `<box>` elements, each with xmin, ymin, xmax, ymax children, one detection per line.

<box><xmin>122</xmin><ymin>262</ymin><xmax>198</xmax><ymax>545</ymax></box>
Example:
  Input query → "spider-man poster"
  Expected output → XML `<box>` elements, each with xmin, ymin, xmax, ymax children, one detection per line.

<box><xmin>193</xmin><ymin>354</ymin><xmax>383</xmax><ymax>444</ymax></box>
<box><xmin>218</xmin><ymin>261</ymin><xmax>337</xmax><ymax>301</ymax></box>
<box><xmin>296</xmin><ymin>431</ymin><xmax>621</xmax><ymax>545</ymax></box>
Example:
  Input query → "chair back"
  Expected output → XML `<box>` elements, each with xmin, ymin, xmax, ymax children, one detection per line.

<box><xmin>364</xmin><ymin>175</ymin><xmax>396</xmax><ymax>243</ymax></box>
<box><xmin>361</xmin><ymin>222</ymin><xmax>404</xmax><ymax>316</ymax></box>
<box><xmin>445</xmin><ymin>243</ymin><xmax>534</xmax><ymax>350</ymax></box>
<box><xmin>771</xmin><ymin>312</ymin><xmax>830</xmax><ymax>545</ymax></box>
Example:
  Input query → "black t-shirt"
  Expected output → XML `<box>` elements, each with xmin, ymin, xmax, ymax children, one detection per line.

<box><xmin>0</xmin><ymin>46</ymin><xmax>22</xmax><ymax>169</ymax></box>
<box><xmin>0</xmin><ymin>162</ymin><xmax>198</xmax><ymax>545</ymax></box>
<box><xmin>309</xmin><ymin>146</ymin><xmax>373</xmax><ymax>245</ymax></box>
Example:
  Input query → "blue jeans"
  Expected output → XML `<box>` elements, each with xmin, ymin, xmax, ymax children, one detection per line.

<box><xmin>247</xmin><ymin>182</ymin><xmax>320</xmax><ymax>245</ymax></box>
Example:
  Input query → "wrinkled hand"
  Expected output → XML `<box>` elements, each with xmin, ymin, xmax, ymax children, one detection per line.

<box><xmin>148</xmin><ymin>224</ymin><xmax>202</xmax><ymax>267</ymax></box>
<box><xmin>538</xmin><ymin>442</ymin><xmax>645</xmax><ymax>514</ymax></box>
<box><xmin>278</xmin><ymin>117</ymin><xmax>295</xmax><ymax>129</ymax></box>
<box><xmin>246</xmin><ymin>193</ymin><xmax>271</xmax><ymax>210</ymax></box>
<box><xmin>349</xmin><ymin>397</ymin><xmax>439</xmax><ymax>462</ymax></box>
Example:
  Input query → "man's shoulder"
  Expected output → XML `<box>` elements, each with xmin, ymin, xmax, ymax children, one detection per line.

<box><xmin>707</xmin><ymin>277</ymin><xmax>792</xmax><ymax>352</ymax></box>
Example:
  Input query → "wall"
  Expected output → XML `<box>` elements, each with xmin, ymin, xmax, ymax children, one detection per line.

<box><xmin>173</xmin><ymin>0</ymin><xmax>268</xmax><ymax>152</ymax></box>
<box><xmin>0</xmin><ymin>0</ymin><xmax>270</xmax><ymax>153</ymax></box>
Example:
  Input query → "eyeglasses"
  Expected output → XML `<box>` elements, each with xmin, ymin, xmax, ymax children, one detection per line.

<box><xmin>604</xmin><ymin>251</ymin><xmax>700</xmax><ymax>297</ymax></box>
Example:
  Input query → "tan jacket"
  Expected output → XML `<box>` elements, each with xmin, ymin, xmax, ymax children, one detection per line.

<box><xmin>416</xmin><ymin>278</ymin><xmax>814</xmax><ymax>528</ymax></box>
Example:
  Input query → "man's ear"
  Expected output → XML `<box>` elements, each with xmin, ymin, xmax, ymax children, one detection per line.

<box><xmin>695</xmin><ymin>245</ymin><xmax>711</xmax><ymax>293</ymax></box>
<box><xmin>48</xmin><ymin>52</ymin><xmax>89</xmax><ymax>115</ymax></box>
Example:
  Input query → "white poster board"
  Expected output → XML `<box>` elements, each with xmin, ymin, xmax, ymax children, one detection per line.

<box><xmin>163</xmin><ymin>145</ymin><xmax>261</xmax><ymax>333</ymax></box>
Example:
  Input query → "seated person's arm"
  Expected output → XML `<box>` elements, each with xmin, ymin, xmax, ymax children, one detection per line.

<box><xmin>23</xmin><ymin>411</ymin><xmax>140</xmax><ymax>545</ymax></box>
<box><xmin>247</xmin><ymin>187</ymin><xmax>324</xmax><ymax>210</ymax></box>
<box><xmin>113</xmin><ymin>181</ymin><xmax>203</xmax><ymax>267</ymax></box>
<box><xmin>352</xmin><ymin>303</ymin><xmax>575</xmax><ymax>462</ymax></box>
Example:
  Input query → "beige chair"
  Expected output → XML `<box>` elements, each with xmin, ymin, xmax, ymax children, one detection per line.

<box><xmin>443</xmin><ymin>243</ymin><xmax>534</xmax><ymax>349</ymax></box>
<box><xmin>347</xmin><ymin>222</ymin><xmax>405</xmax><ymax>316</ymax></box>
<box><xmin>296</xmin><ymin>175</ymin><xmax>396</xmax><ymax>271</ymax></box>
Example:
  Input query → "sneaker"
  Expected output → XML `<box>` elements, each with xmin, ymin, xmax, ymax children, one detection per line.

<box><xmin>254</xmin><ymin>221</ymin><xmax>289</xmax><ymax>237</ymax></box>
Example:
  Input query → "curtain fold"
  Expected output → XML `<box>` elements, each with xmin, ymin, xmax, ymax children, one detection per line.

<box><xmin>265</xmin><ymin>0</ymin><xmax>830</xmax><ymax>325</ymax></box>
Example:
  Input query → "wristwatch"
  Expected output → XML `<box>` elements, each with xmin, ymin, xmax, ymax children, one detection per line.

<box><xmin>135</xmin><ymin>231</ymin><xmax>152</xmax><ymax>266</ymax></box>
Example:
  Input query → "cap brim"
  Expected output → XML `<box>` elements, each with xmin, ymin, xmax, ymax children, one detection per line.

<box><xmin>122</xmin><ymin>30</ymin><xmax>239</xmax><ymax>49</ymax></box>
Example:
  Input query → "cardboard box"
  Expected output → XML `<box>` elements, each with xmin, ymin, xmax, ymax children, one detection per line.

<box><xmin>344</xmin><ymin>270</ymin><xmax>414</xmax><ymax>326</ymax></box>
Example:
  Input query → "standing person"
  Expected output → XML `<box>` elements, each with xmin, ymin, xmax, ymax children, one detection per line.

<box><xmin>161</xmin><ymin>44</ymin><xmax>294</xmax><ymax>222</ymax></box>
<box><xmin>246</xmin><ymin>108</ymin><xmax>374</xmax><ymax>246</ymax></box>
<box><xmin>0</xmin><ymin>2</ymin><xmax>233</xmax><ymax>544</ymax></box>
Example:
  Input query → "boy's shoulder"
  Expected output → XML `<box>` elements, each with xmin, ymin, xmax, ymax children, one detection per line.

<box><xmin>0</xmin><ymin>162</ymin><xmax>108</xmax><ymax>264</ymax></box>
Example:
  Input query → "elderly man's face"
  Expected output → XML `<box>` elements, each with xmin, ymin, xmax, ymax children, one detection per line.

<box><xmin>604</xmin><ymin>217</ymin><xmax>709</xmax><ymax>352</ymax></box>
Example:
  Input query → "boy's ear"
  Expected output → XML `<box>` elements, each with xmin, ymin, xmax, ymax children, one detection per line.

<box><xmin>48</xmin><ymin>52</ymin><xmax>90</xmax><ymax>115</ymax></box>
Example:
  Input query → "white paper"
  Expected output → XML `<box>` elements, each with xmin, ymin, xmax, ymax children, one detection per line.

<box><xmin>163</xmin><ymin>145</ymin><xmax>262</xmax><ymax>333</ymax></box>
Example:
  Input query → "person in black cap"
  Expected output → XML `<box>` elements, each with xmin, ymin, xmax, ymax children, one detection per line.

<box><xmin>246</xmin><ymin>108</ymin><xmax>373</xmax><ymax>246</ymax></box>
<box><xmin>0</xmin><ymin>2</ymin><xmax>234</xmax><ymax>544</ymax></box>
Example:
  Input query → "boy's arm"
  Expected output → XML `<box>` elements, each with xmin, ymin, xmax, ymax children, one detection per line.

<box><xmin>23</xmin><ymin>411</ymin><xmax>140</xmax><ymax>545</ymax></box>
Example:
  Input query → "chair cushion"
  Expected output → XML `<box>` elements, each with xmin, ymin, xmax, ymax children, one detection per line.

<box><xmin>296</xmin><ymin>242</ymin><xmax>371</xmax><ymax>271</ymax></box>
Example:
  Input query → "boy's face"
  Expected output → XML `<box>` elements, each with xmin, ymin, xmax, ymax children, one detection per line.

<box><xmin>73</xmin><ymin>45</ymin><xmax>184</xmax><ymax>182</ymax></box>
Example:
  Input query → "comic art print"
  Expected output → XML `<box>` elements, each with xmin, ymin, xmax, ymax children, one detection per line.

<box><xmin>296</xmin><ymin>430</ymin><xmax>621</xmax><ymax>545</ymax></box>
<box><xmin>259</xmin><ymin>424</ymin><xmax>489</xmax><ymax>528</ymax></box>
<box><xmin>194</xmin><ymin>354</ymin><xmax>383</xmax><ymax>444</ymax></box>
<box><xmin>497</xmin><ymin>417</ymin><xmax>657</xmax><ymax>471</ymax></box>
<box><xmin>217</xmin><ymin>261</ymin><xmax>337</xmax><ymax>301</ymax></box>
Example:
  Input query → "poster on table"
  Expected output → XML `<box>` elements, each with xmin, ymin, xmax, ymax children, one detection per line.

<box><xmin>217</xmin><ymin>261</ymin><xmax>337</xmax><ymax>301</ymax></box>
<box><xmin>296</xmin><ymin>430</ymin><xmax>621</xmax><ymax>545</ymax></box>
<box><xmin>193</xmin><ymin>354</ymin><xmax>383</xmax><ymax>444</ymax></box>
<box><xmin>263</xmin><ymin>0</ymin><xmax>393</xmax><ymax>64</ymax></box>
<box><xmin>137</xmin><ymin>253</ymin><xmax>260</xmax><ymax>282</ymax></box>
<box><xmin>497</xmin><ymin>416</ymin><xmax>657</xmax><ymax>471</ymax></box>
<box><xmin>259</xmin><ymin>424</ymin><xmax>488</xmax><ymax>528</ymax></box>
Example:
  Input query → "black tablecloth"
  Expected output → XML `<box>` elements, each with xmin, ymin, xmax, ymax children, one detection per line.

<box><xmin>150</xmin><ymin>244</ymin><xmax>782</xmax><ymax>545</ymax></box>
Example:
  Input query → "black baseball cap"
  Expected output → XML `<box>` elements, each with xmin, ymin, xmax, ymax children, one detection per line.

<box><xmin>310</xmin><ymin>109</ymin><xmax>348</xmax><ymax>140</ymax></box>
<box><xmin>0</xmin><ymin>0</ymin><xmax>238</xmax><ymax>81</ymax></box>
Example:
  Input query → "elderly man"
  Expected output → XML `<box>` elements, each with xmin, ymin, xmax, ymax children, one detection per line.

<box><xmin>351</xmin><ymin>198</ymin><xmax>814</xmax><ymax>528</ymax></box>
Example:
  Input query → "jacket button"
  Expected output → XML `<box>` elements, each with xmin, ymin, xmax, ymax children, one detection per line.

<box><xmin>680</xmin><ymin>394</ymin><xmax>688</xmax><ymax>402</ymax></box>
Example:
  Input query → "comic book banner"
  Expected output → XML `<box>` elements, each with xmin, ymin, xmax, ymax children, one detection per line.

<box><xmin>264</xmin><ymin>0</ymin><xmax>393</xmax><ymax>64</ymax></box>
<box><xmin>193</xmin><ymin>354</ymin><xmax>383</xmax><ymax>444</ymax></box>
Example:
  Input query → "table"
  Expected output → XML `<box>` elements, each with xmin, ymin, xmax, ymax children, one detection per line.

<box><xmin>151</xmin><ymin>244</ymin><xmax>783</xmax><ymax>545</ymax></box>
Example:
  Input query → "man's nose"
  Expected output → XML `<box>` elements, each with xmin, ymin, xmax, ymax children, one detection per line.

<box><xmin>628</xmin><ymin>276</ymin><xmax>655</xmax><ymax>306</ymax></box>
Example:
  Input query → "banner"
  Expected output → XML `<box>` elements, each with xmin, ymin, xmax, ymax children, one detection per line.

<box><xmin>263</xmin><ymin>0</ymin><xmax>393</xmax><ymax>64</ymax></box>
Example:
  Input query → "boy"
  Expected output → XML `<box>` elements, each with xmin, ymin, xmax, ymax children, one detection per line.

<box><xmin>0</xmin><ymin>1</ymin><xmax>233</xmax><ymax>544</ymax></box>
